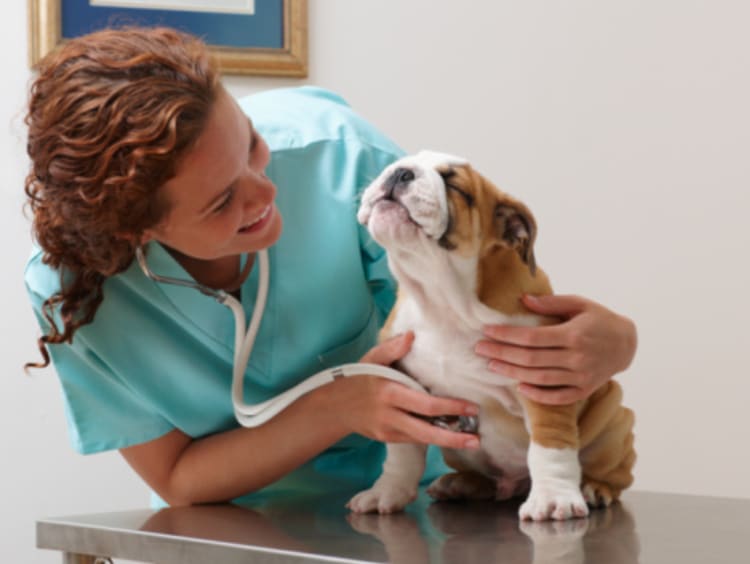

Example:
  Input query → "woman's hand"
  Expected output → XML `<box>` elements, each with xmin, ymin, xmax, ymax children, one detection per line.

<box><xmin>475</xmin><ymin>295</ymin><xmax>637</xmax><ymax>405</ymax></box>
<box><xmin>331</xmin><ymin>332</ymin><xmax>480</xmax><ymax>450</ymax></box>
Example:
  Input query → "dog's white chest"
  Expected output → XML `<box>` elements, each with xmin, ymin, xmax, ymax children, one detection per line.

<box><xmin>390</xmin><ymin>295</ymin><xmax>534</xmax><ymax>477</ymax></box>
<box><xmin>390</xmin><ymin>296</ymin><xmax>522</xmax><ymax>414</ymax></box>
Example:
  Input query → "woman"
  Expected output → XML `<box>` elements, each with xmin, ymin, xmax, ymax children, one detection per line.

<box><xmin>24</xmin><ymin>27</ymin><xmax>636</xmax><ymax>506</ymax></box>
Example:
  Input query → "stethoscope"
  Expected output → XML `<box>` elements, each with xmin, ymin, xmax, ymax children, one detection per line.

<box><xmin>135</xmin><ymin>245</ymin><xmax>478</xmax><ymax>433</ymax></box>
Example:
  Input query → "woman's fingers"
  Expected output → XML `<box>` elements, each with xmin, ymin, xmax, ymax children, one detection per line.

<box><xmin>391</xmin><ymin>411</ymin><xmax>480</xmax><ymax>450</ymax></box>
<box><xmin>353</xmin><ymin>378</ymin><xmax>480</xmax><ymax>449</ymax></box>
<box><xmin>475</xmin><ymin>339</ymin><xmax>576</xmax><ymax>370</ymax></box>
<box><xmin>384</xmin><ymin>383</ymin><xmax>478</xmax><ymax>418</ymax></box>
<box><xmin>482</xmin><ymin>323</ymin><xmax>569</xmax><ymax>349</ymax></box>
<box><xmin>360</xmin><ymin>332</ymin><xmax>414</xmax><ymax>365</ymax></box>
<box><xmin>484</xmin><ymin>358</ymin><xmax>592</xmax><ymax>405</ymax></box>
<box><xmin>486</xmin><ymin>359</ymin><xmax>580</xmax><ymax>388</ymax></box>
<box><xmin>520</xmin><ymin>294</ymin><xmax>588</xmax><ymax>318</ymax></box>
<box><xmin>516</xmin><ymin>383</ymin><xmax>588</xmax><ymax>406</ymax></box>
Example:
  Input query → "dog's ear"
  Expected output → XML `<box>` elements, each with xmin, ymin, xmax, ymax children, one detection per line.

<box><xmin>494</xmin><ymin>201</ymin><xmax>537</xmax><ymax>275</ymax></box>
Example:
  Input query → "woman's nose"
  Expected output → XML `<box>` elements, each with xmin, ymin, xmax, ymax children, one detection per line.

<box><xmin>237</xmin><ymin>169</ymin><xmax>269</xmax><ymax>201</ymax></box>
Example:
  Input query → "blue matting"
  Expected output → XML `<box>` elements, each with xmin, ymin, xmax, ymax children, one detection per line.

<box><xmin>61</xmin><ymin>0</ymin><xmax>283</xmax><ymax>48</ymax></box>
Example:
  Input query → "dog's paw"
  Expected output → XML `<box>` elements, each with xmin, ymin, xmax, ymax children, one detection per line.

<box><xmin>519</xmin><ymin>486</ymin><xmax>589</xmax><ymax>521</ymax></box>
<box><xmin>581</xmin><ymin>481</ymin><xmax>614</xmax><ymax>508</ymax></box>
<box><xmin>426</xmin><ymin>472</ymin><xmax>496</xmax><ymax>501</ymax></box>
<box><xmin>347</xmin><ymin>483</ymin><xmax>416</xmax><ymax>514</ymax></box>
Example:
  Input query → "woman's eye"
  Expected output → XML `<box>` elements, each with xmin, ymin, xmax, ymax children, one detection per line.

<box><xmin>249</xmin><ymin>132</ymin><xmax>258</xmax><ymax>158</ymax></box>
<box><xmin>214</xmin><ymin>189</ymin><xmax>235</xmax><ymax>213</ymax></box>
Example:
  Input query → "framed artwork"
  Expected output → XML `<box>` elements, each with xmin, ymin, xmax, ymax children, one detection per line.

<box><xmin>28</xmin><ymin>0</ymin><xmax>308</xmax><ymax>77</ymax></box>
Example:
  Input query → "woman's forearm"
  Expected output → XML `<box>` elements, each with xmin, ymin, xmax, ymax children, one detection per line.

<box><xmin>123</xmin><ymin>382</ymin><xmax>349</xmax><ymax>506</ymax></box>
<box><xmin>122</xmin><ymin>356</ymin><xmax>479</xmax><ymax>506</ymax></box>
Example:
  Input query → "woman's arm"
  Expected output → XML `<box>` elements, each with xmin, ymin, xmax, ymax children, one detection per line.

<box><xmin>121</xmin><ymin>333</ymin><xmax>480</xmax><ymax>506</ymax></box>
<box><xmin>475</xmin><ymin>294</ymin><xmax>637</xmax><ymax>405</ymax></box>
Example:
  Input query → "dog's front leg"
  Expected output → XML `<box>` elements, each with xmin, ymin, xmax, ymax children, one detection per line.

<box><xmin>519</xmin><ymin>400</ymin><xmax>589</xmax><ymax>521</ymax></box>
<box><xmin>347</xmin><ymin>443</ymin><xmax>427</xmax><ymax>514</ymax></box>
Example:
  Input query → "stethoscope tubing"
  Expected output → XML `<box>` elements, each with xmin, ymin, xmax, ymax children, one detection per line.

<box><xmin>136</xmin><ymin>246</ymin><xmax>429</xmax><ymax>429</ymax></box>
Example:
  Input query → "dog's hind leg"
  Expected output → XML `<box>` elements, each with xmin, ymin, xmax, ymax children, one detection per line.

<box><xmin>427</xmin><ymin>471</ymin><xmax>497</xmax><ymax>501</ymax></box>
<box><xmin>580</xmin><ymin>448</ymin><xmax>634</xmax><ymax>508</ymax></box>
<box><xmin>578</xmin><ymin>382</ymin><xmax>636</xmax><ymax>508</ymax></box>
<box><xmin>580</xmin><ymin>412</ymin><xmax>636</xmax><ymax>507</ymax></box>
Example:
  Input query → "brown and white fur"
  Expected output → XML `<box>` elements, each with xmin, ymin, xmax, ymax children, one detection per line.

<box><xmin>351</xmin><ymin>151</ymin><xmax>635</xmax><ymax>521</ymax></box>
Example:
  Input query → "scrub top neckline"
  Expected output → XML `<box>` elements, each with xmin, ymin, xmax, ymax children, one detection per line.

<box><xmin>139</xmin><ymin>242</ymin><xmax>265</xmax><ymax>353</ymax></box>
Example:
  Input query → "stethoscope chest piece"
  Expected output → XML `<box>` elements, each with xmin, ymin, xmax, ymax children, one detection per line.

<box><xmin>427</xmin><ymin>415</ymin><xmax>480</xmax><ymax>434</ymax></box>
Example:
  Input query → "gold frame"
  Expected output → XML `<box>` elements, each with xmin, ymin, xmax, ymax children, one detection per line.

<box><xmin>28</xmin><ymin>0</ymin><xmax>308</xmax><ymax>77</ymax></box>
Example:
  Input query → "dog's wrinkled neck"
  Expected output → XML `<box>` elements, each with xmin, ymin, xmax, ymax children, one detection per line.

<box><xmin>388</xmin><ymin>241</ymin><xmax>486</xmax><ymax>330</ymax></box>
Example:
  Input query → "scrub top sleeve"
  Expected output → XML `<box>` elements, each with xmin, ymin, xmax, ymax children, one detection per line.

<box><xmin>26</xmin><ymin>288</ymin><xmax>174</xmax><ymax>455</ymax></box>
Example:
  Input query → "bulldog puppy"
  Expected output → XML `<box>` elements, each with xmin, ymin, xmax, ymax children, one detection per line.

<box><xmin>351</xmin><ymin>151</ymin><xmax>635</xmax><ymax>521</ymax></box>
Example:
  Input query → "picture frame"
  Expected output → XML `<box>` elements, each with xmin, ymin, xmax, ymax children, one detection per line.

<box><xmin>28</xmin><ymin>0</ymin><xmax>308</xmax><ymax>77</ymax></box>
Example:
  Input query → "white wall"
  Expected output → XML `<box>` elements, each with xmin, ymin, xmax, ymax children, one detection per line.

<box><xmin>3</xmin><ymin>1</ymin><xmax>749</xmax><ymax>562</ymax></box>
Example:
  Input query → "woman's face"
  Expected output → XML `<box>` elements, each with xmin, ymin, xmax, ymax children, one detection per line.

<box><xmin>143</xmin><ymin>86</ymin><xmax>282</xmax><ymax>260</ymax></box>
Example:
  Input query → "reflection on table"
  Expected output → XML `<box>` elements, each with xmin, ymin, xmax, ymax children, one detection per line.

<box><xmin>138</xmin><ymin>491</ymin><xmax>638</xmax><ymax>564</ymax></box>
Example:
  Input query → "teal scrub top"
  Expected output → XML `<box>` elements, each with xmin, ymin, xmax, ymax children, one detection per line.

<box><xmin>25</xmin><ymin>86</ymin><xmax>448</xmax><ymax>504</ymax></box>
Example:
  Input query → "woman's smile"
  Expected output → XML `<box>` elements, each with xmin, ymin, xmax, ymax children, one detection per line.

<box><xmin>238</xmin><ymin>204</ymin><xmax>274</xmax><ymax>234</ymax></box>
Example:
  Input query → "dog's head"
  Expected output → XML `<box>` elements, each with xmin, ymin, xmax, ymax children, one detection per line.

<box><xmin>357</xmin><ymin>151</ymin><xmax>537</xmax><ymax>276</ymax></box>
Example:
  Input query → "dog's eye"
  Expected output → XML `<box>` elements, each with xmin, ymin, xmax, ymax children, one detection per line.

<box><xmin>446</xmin><ymin>183</ymin><xmax>474</xmax><ymax>207</ymax></box>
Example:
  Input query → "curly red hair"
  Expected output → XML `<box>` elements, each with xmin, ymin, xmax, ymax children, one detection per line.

<box><xmin>25</xmin><ymin>27</ymin><xmax>220</xmax><ymax>369</ymax></box>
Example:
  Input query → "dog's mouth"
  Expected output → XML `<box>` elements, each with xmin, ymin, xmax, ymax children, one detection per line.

<box><xmin>371</xmin><ymin>197</ymin><xmax>423</xmax><ymax>228</ymax></box>
<box><xmin>359</xmin><ymin>162</ymin><xmax>451</xmax><ymax>242</ymax></box>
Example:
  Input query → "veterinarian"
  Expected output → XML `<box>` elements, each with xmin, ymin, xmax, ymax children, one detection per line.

<box><xmin>24</xmin><ymin>27</ymin><xmax>637</xmax><ymax>506</ymax></box>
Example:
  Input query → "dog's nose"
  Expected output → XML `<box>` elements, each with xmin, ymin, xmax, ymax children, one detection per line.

<box><xmin>384</xmin><ymin>167</ymin><xmax>415</xmax><ymax>200</ymax></box>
